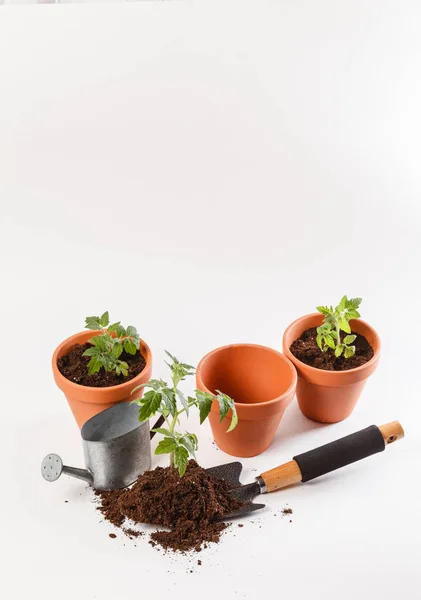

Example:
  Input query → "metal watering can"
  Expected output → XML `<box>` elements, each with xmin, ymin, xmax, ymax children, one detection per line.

<box><xmin>41</xmin><ymin>402</ymin><xmax>164</xmax><ymax>491</ymax></box>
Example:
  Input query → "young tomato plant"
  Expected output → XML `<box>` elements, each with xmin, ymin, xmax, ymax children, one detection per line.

<box><xmin>316</xmin><ymin>296</ymin><xmax>362</xmax><ymax>358</ymax></box>
<box><xmin>131</xmin><ymin>351</ymin><xmax>238</xmax><ymax>476</ymax></box>
<box><xmin>83</xmin><ymin>312</ymin><xmax>140</xmax><ymax>376</ymax></box>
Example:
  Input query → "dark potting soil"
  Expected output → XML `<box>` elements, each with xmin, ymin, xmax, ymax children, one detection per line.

<box><xmin>290</xmin><ymin>327</ymin><xmax>374</xmax><ymax>371</ymax></box>
<box><xmin>57</xmin><ymin>343</ymin><xmax>146</xmax><ymax>387</ymax></box>
<box><xmin>123</xmin><ymin>528</ymin><xmax>143</xmax><ymax>538</ymax></box>
<box><xmin>96</xmin><ymin>460</ymin><xmax>245</xmax><ymax>553</ymax></box>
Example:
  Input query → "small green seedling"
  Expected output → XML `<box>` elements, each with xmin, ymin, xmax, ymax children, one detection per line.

<box><xmin>316</xmin><ymin>296</ymin><xmax>362</xmax><ymax>358</ymax></box>
<box><xmin>131</xmin><ymin>351</ymin><xmax>238</xmax><ymax>477</ymax></box>
<box><xmin>83</xmin><ymin>312</ymin><xmax>140</xmax><ymax>376</ymax></box>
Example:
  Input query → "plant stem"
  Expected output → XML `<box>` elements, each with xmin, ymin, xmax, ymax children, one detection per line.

<box><xmin>175</xmin><ymin>401</ymin><xmax>196</xmax><ymax>419</ymax></box>
<box><xmin>163</xmin><ymin>414</ymin><xmax>172</xmax><ymax>429</ymax></box>
<box><xmin>168</xmin><ymin>400</ymin><xmax>179</xmax><ymax>469</ymax></box>
<box><xmin>336</xmin><ymin>320</ymin><xmax>341</xmax><ymax>349</ymax></box>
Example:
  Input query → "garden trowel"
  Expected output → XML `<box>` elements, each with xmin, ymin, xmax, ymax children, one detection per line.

<box><xmin>207</xmin><ymin>421</ymin><xmax>404</xmax><ymax>520</ymax></box>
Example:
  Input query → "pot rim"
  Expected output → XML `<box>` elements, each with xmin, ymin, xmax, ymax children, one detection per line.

<box><xmin>196</xmin><ymin>342</ymin><xmax>297</xmax><ymax>408</ymax></box>
<box><xmin>282</xmin><ymin>313</ymin><xmax>381</xmax><ymax>376</ymax></box>
<box><xmin>52</xmin><ymin>330</ymin><xmax>152</xmax><ymax>395</ymax></box>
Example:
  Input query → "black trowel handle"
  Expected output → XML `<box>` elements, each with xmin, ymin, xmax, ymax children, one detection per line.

<box><xmin>258</xmin><ymin>421</ymin><xmax>404</xmax><ymax>493</ymax></box>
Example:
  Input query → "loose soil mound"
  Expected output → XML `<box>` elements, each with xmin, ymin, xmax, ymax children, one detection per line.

<box><xmin>290</xmin><ymin>327</ymin><xmax>373</xmax><ymax>371</ymax></box>
<box><xmin>58</xmin><ymin>343</ymin><xmax>146</xmax><ymax>387</ymax></box>
<box><xmin>96</xmin><ymin>461</ymin><xmax>244</xmax><ymax>552</ymax></box>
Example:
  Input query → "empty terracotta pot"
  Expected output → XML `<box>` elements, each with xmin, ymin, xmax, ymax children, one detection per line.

<box><xmin>52</xmin><ymin>330</ymin><xmax>153</xmax><ymax>429</ymax></box>
<box><xmin>196</xmin><ymin>344</ymin><xmax>297</xmax><ymax>457</ymax></box>
<box><xmin>282</xmin><ymin>314</ymin><xmax>380</xmax><ymax>424</ymax></box>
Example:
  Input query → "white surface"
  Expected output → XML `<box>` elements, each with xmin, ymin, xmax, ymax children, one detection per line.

<box><xmin>1</xmin><ymin>1</ymin><xmax>420</xmax><ymax>598</ymax></box>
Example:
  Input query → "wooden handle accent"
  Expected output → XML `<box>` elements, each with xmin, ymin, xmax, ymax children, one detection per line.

<box><xmin>379</xmin><ymin>421</ymin><xmax>405</xmax><ymax>445</ymax></box>
<box><xmin>259</xmin><ymin>421</ymin><xmax>404</xmax><ymax>493</ymax></box>
<box><xmin>260</xmin><ymin>460</ymin><xmax>302</xmax><ymax>493</ymax></box>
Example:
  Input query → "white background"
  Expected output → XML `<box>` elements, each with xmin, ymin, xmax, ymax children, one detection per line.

<box><xmin>1</xmin><ymin>1</ymin><xmax>420</xmax><ymax>598</ymax></box>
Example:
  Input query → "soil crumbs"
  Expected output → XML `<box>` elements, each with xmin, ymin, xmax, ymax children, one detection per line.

<box><xmin>290</xmin><ymin>327</ymin><xmax>373</xmax><ymax>371</ymax></box>
<box><xmin>96</xmin><ymin>461</ymin><xmax>245</xmax><ymax>553</ymax></box>
<box><xmin>57</xmin><ymin>343</ymin><xmax>146</xmax><ymax>387</ymax></box>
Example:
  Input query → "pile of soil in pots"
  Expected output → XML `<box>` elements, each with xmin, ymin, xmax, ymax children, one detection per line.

<box><xmin>96</xmin><ymin>460</ymin><xmax>245</xmax><ymax>552</ymax></box>
<box><xmin>290</xmin><ymin>327</ymin><xmax>373</xmax><ymax>371</ymax></box>
<box><xmin>57</xmin><ymin>343</ymin><xmax>146</xmax><ymax>387</ymax></box>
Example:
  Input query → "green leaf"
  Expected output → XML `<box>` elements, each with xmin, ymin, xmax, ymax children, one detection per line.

<box><xmin>90</xmin><ymin>335</ymin><xmax>107</xmax><ymax>351</ymax></box>
<box><xmin>123</xmin><ymin>340</ymin><xmax>137</xmax><ymax>355</ymax></box>
<box><xmin>338</xmin><ymin>295</ymin><xmax>347</xmax><ymax>312</ymax></box>
<box><xmin>87</xmin><ymin>355</ymin><xmax>103</xmax><ymax>374</ymax></box>
<box><xmin>116</xmin><ymin>325</ymin><xmax>126</xmax><ymax>338</ymax></box>
<box><xmin>346</xmin><ymin>309</ymin><xmax>360</xmax><ymax>320</ymax></box>
<box><xmin>160</xmin><ymin>388</ymin><xmax>176</xmax><ymax>417</ymax></box>
<box><xmin>335</xmin><ymin>345</ymin><xmax>344</xmax><ymax>357</ymax></box>
<box><xmin>155</xmin><ymin>437</ymin><xmax>178</xmax><ymax>455</ymax></box>
<box><xmin>126</xmin><ymin>325</ymin><xmax>137</xmax><ymax>337</ymax></box>
<box><xmin>112</xmin><ymin>342</ymin><xmax>123</xmax><ymax>358</ymax></box>
<box><xmin>318</xmin><ymin>322</ymin><xmax>332</xmax><ymax>334</ymax></box>
<box><xmin>165</xmin><ymin>351</ymin><xmax>195</xmax><ymax>387</ymax></box>
<box><xmin>85</xmin><ymin>316</ymin><xmax>102</xmax><ymax>330</ymax></box>
<box><xmin>100</xmin><ymin>311</ymin><xmax>109</xmax><ymax>327</ymax></box>
<box><xmin>82</xmin><ymin>346</ymin><xmax>98</xmax><ymax>357</ymax></box>
<box><xmin>331</xmin><ymin>330</ymin><xmax>338</xmax><ymax>339</ymax></box>
<box><xmin>187</xmin><ymin>396</ymin><xmax>198</xmax><ymax>407</ymax></box>
<box><xmin>188</xmin><ymin>432</ymin><xmax>198</xmax><ymax>450</ymax></box>
<box><xmin>215</xmin><ymin>391</ymin><xmax>238</xmax><ymax>432</ymax></box>
<box><xmin>180</xmin><ymin>362</ymin><xmax>195</xmax><ymax>372</ymax></box>
<box><xmin>179</xmin><ymin>432</ymin><xmax>198</xmax><ymax>457</ymax></box>
<box><xmin>325</xmin><ymin>335</ymin><xmax>335</xmax><ymax>350</ymax></box>
<box><xmin>176</xmin><ymin>389</ymin><xmax>189</xmax><ymax>416</ymax></box>
<box><xmin>174</xmin><ymin>445</ymin><xmax>189</xmax><ymax>477</ymax></box>
<box><xmin>137</xmin><ymin>390</ymin><xmax>162</xmax><ymax>422</ymax></box>
<box><xmin>343</xmin><ymin>334</ymin><xmax>356</xmax><ymax>345</ymax></box>
<box><xmin>107</xmin><ymin>321</ymin><xmax>121</xmax><ymax>333</ymax></box>
<box><xmin>134</xmin><ymin>379</ymin><xmax>166</xmax><ymax>392</ymax></box>
<box><xmin>151</xmin><ymin>428</ymin><xmax>174</xmax><ymax>437</ymax></box>
<box><xmin>339</xmin><ymin>318</ymin><xmax>351</xmax><ymax>334</ymax></box>
<box><xmin>316</xmin><ymin>334</ymin><xmax>323</xmax><ymax>351</ymax></box>
<box><xmin>347</xmin><ymin>297</ymin><xmax>362</xmax><ymax>310</ymax></box>
<box><xmin>316</xmin><ymin>306</ymin><xmax>331</xmax><ymax>315</ymax></box>
<box><xmin>195</xmin><ymin>390</ymin><xmax>214</xmax><ymax>424</ymax></box>
<box><xmin>118</xmin><ymin>360</ymin><xmax>129</xmax><ymax>375</ymax></box>
<box><xmin>344</xmin><ymin>345</ymin><xmax>356</xmax><ymax>358</ymax></box>
<box><xmin>226</xmin><ymin>406</ymin><xmax>238</xmax><ymax>433</ymax></box>
<box><xmin>164</xmin><ymin>350</ymin><xmax>178</xmax><ymax>363</ymax></box>
<box><xmin>216</xmin><ymin>392</ymin><xmax>231</xmax><ymax>422</ymax></box>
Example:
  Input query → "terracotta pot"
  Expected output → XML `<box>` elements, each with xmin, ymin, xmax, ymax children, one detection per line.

<box><xmin>282</xmin><ymin>314</ymin><xmax>380</xmax><ymax>424</ymax></box>
<box><xmin>196</xmin><ymin>344</ymin><xmax>297</xmax><ymax>458</ymax></box>
<box><xmin>52</xmin><ymin>330</ymin><xmax>153</xmax><ymax>429</ymax></box>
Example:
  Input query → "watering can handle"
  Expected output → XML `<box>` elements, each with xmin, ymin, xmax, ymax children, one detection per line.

<box><xmin>150</xmin><ymin>415</ymin><xmax>166</xmax><ymax>439</ymax></box>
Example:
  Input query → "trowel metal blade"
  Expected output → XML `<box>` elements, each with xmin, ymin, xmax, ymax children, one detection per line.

<box><xmin>206</xmin><ymin>461</ymin><xmax>243</xmax><ymax>486</ymax></box>
<box><xmin>206</xmin><ymin>461</ymin><xmax>266</xmax><ymax>521</ymax></box>
<box><xmin>220</xmin><ymin>500</ymin><xmax>266</xmax><ymax>521</ymax></box>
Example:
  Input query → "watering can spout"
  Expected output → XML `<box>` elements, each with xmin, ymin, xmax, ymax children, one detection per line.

<box><xmin>41</xmin><ymin>454</ymin><xmax>94</xmax><ymax>485</ymax></box>
<box><xmin>62</xmin><ymin>465</ymin><xmax>94</xmax><ymax>485</ymax></box>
